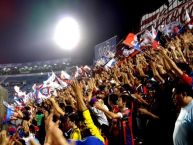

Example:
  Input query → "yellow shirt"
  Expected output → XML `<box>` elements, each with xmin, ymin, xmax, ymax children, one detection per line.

<box><xmin>70</xmin><ymin>128</ymin><xmax>82</xmax><ymax>140</ymax></box>
<box><xmin>82</xmin><ymin>110</ymin><xmax>105</xmax><ymax>143</ymax></box>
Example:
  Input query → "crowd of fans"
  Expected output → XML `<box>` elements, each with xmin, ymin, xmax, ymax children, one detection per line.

<box><xmin>1</xmin><ymin>22</ymin><xmax>193</xmax><ymax>145</ymax></box>
<box><xmin>0</xmin><ymin>59</ymin><xmax>70</xmax><ymax>75</ymax></box>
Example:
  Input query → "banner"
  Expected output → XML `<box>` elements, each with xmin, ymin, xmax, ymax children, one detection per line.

<box><xmin>140</xmin><ymin>0</ymin><xmax>193</xmax><ymax>30</ymax></box>
<box><xmin>94</xmin><ymin>36</ymin><xmax>117</xmax><ymax>65</ymax></box>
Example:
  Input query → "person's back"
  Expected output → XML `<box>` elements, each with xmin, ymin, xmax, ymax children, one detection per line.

<box><xmin>172</xmin><ymin>83</ymin><xmax>193</xmax><ymax>145</ymax></box>
<box><xmin>173</xmin><ymin>100</ymin><xmax>193</xmax><ymax>145</ymax></box>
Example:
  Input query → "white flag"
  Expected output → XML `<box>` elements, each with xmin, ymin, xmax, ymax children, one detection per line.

<box><xmin>61</xmin><ymin>71</ymin><xmax>71</xmax><ymax>80</ymax></box>
<box><xmin>44</xmin><ymin>72</ymin><xmax>56</xmax><ymax>85</ymax></box>
<box><xmin>151</xmin><ymin>26</ymin><xmax>157</xmax><ymax>39</ymax></box>
<box><xmin>185</xmin><ymin>10</ymin><xmax>191</xmax><ymax>23</ymax></box>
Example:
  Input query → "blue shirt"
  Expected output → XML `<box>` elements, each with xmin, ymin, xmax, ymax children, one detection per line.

<box><xmin>173</xmin><ymin>100</ymin><xmax>193</xmax><ymax>145</ymax></box>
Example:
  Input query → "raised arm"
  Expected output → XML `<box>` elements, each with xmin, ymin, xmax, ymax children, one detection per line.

<box><xmin>160</xmin><ymin>49</ymin><xmax>183</xmax><ymax>76</ymax></box>
<box><xmin>44</xmin><ymin>111</ymin><xmax>69</xmax><ymax>145</ymax></box>
<box><xmin>87</xmin><ymin>78</ymin><xmax>96</xmax><ymax>102</ymax></box>
<box><xmin>71</xmin><ymin>81</ymin><xmax>104</xmax><ymax>143</ymax></box>
<box><xmin>138</xmin><ymin>108</ymin><xmax>159</xmax><ymax>119</ymax></box>
<box><xmin>94</xmin><ymin>102</ymin><xmax>121</xmax><ymax>119</ymax></box>
<box><xmin>49</xmin><ymin>97</ymin><xmax>65</xmax><ymax>116</ymax></box>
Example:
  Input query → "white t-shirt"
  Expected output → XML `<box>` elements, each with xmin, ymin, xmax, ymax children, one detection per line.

<box><xmin>91</xmin><ymin>105</ymin><xmax>109</xmax><ymax>126</ymax></box>
<box><xmin>173</xmin><ymin>100</ymin><xmax>193</xmax><ymax>145</ymax></box>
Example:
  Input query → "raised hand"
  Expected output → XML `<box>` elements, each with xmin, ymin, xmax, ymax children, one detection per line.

<box><xmin>71</xmin><ymin>80</ymin><xmax>87</xmax><ymax>111</ymax></box>
<box><xmin>87</xmin><ymin>78</ymin><xmax>95</xmax><ymax>91</ymax></box>
<box><xmin>94</xmin><ymin>101</ymin><xmax>104</xmax><ymax>110</ymax></box>
<box><xmin>44</xmin><ymin>111</ymin><xmax>68</xmax><ymax>145</ymax></box>
<box><xmin>160</xmin><ymin>48</ymin><xmax>167</xmax><ymax>56</ymax></box>
<box><xmin>71</xmin><ymin>80</ymin><xmax>83</xmax><ymax>97</ymax></box>
<box><xmin>121</xmin><ymin>72</ymin><xmax>128</xmax><ymax>80</ymax></box>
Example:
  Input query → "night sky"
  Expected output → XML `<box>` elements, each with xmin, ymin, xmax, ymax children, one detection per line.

<box><xmin>0</xmin><ymin>0</ymin><xmax>169</xmax><ymax>65</ymax></box>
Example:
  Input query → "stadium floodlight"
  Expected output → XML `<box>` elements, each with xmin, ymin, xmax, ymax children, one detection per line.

<box><xmin>53</xmin><ymin>17</ymin><xmax>80</xmax><ymax>51</ymax></box>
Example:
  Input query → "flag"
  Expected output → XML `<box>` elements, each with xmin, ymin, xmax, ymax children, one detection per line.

<box><xmin>44</xmin><ymin>72</ymin><xmax>56</xmax><ymax>85</ymax></box>
<box><xmin>151</xmin><ymin>26</ymin><xmax>159</xmax><ymax>49</ymax></box>
<box><xmin>14</xmin><ymin>86</ymin><xmax>26</xmax><ymax>98</ymax></box>
<box><xmin>184</xmin><ymin>10</ymin><xmax>193</xmax><ymax>29</ymax></box>
<box><xmin>14</xmin><ymin>86</ymin><xmax>20</xmax><ymax>93</ymax></box>
<box><xmin>5</xmin><ymin>108</ymin><xmax>14</xmax><ymax>122</ymax></box>
<box><xmin>33</xmin><ymin>84</ymin><xmax>52</xmax><ymax>103</ymax></box>
<box><xmin>74</xmin><ymin>71</ymin><xmax>79</xmax><ymax>78</ymax></box>
<box><xmin>152</xmin><ymin>40</ymin><xmax>159</xmax><ymax>49</ymax></box>
<box><xmin>163</xmin><ymin>21</ymin><xmax>182</xmax><ymax>36</ymax></box>
<box><xmin>123</xmin><ymin>33</ymin><xmax>137</xmax><ymax>47</ymax></box>
<box><xmin>133</xmin><ymin>42</ymin><xmax>141</xmax><ymax>51</ymax></box>
<box><xmin>55</xmin><ymin>75</ymin><xmax>68</xmax><ymax>88</ymax></box>
<box><xmin>124</xmin><ymin>33</ymin><xmax>141</xmax><ymax>51</ymax></box>
<box><xmin>105</xmin><ymin>58</ymin><xmax>117</xmax><ymax>68</ymax></box>
<box><xmin>151</xmin><ymin>26</ymin><xmax>157</xmax><ymax>39</ymax></box>
<box><xmin>3</xmin><ymin>101</ymin><xmax>14</xmax><ymax>111</ymax></box>
<box><xmin>43</xmin><ymin>71</ymin><xmax>68</xmax><ymax>91</ymax></box>
<box><xmin>73</xmin><ymin>66</ymin><xmax>85</xmax><ymax>78</ymax></box>
<box><xmin>185</xmin><ymin>10</ymin><xmax>191</xmax><ymax>24</ymax></box>
<box><xmin>158</xmin><ymin>25</ymin><xmax>165</xmax><ymax>32</ymax></box>
<box><xmin>188</xmin><ymin>20</ymin><xmax>193</xmax><ymax>30</ymax></box>
<box><xmin>84</xmin><ymin>65</ymin><xmax>91</xmax><ymax>71</ymax></box>
<box><xmin>39</xmin><ymin>87</ymin><xmax>50</xmax><ymax>98</ymax></box>
<box><xmin>83</xmin><ymin>65</ymin><xmax>91</xmax><ymax>75</ymax></box>
<box><xmin>140</xmin><ymin>30</ymin><xmax>153</xmax><ymax>46</ymax></box>
<box><xmin>13</xmin><ymin>85</ymin><xmax>28</xmax><ymax>105</ymax></box>
<box><xmin>61</xmin><ymin>71</ymin><xmax>71</xmax><ymax>80</ymax></box>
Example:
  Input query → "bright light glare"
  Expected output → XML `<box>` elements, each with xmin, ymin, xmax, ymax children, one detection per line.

<box><xmin>54</xmin><ymin>17</ymin><xmax>80</xmax><ymax>51</ymax></box>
